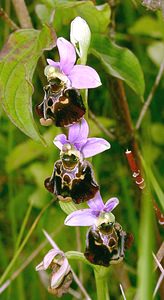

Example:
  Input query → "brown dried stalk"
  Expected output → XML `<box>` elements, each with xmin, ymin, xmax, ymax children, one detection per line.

<box><xmin>125</xmin><ymin>149</ymin><xmax>164</xmax><ymax>227</ymax></box>
<box><xmin>0</xmin><ymin>7</ymin><xmax>19</xmax><ymax>31</ymax></box>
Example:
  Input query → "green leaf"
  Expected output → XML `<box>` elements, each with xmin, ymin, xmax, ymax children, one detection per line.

<box><xmin>88</xmin><ymin>117</ymin><xmax>115</xmax><ymax>137</ymax></box>
<box><xmin>129</xmin><ymin>16</ymin><xmax>162</xmax><ymax>38</ymax></box>
<box><xmin>29</xmin><ymin>189</ymin><xmax>49</xmax><ymax>209</ymax></box>
<box><xmin>35</xmin><ymin>4</ymin><xmax>53</xmax><ymax>24</ymax></box>
<box><xmin>36</xmin><ymin>1</ymin><xmax>110</xmax><ymax>34</ymax></box>
<box><xmin>147</xmin><ymin>42</ymin><xmax>164</xmax><ymax>66</ymax></box>
<box><xmin>141</xmin><ymin>157</ymin><xmax>164</xmax><ymax>210</ymax></box>
<box><xmin>6</xmin><ymin>140</ymin><xmax>45</xmax><ymax>172</ymax></box>
<box><xmin>90</xmin><ymin>34</ymin><xmax>145</xmax><ymax>96</ymax></box>
<box><xmin>6</xmin><ymin>127</ymin><xmax>60</xmax><ymax>172</ymax></box>
<box><xmin>0</xmin><ymin>25</ymin><xmax>56</xmax><ymax>142</ymax></box>
<box><xmin>151</xmin><ymin>123</ymin><xmax>164</xmax><ymax>145</ymax></box>
<box><xmin>27</xmin><ymin>162</ymin><xmax>53</xmax><ymax>189</ymax></box>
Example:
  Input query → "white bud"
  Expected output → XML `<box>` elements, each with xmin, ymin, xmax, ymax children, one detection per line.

<box><xmin>70</xmin><ymin>16</ymin><xmax>91</xmax><ymax>64</ymax></box>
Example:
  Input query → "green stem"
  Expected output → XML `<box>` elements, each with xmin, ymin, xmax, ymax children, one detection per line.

<box><xmin>94</xmin><ymin>270</ymin><xmax>110</xmax><ymax>300</ymax></box>
<box><xmin>0</xmin><ymin>199</ymin><xmax>55</xmax><ymax>285</ymax></box>
<box><xmin>80</xmin><ymin>89</ymin><xmax>88</xmax><ymax>120</ymax></box>
<box><xmin>75</xmin><ymin>227</ymin><xmax>83</xmax><ymax>284</ymax></box>
<box><xmin>65</xmin><ymin>250</ymin><xmax>92</xmax><ymax>266</ymax></box>
<box><xmin>66</xmin><ymin>251</ymin><xmax>110</xmax><ymax>299</ymax></box>
<box><xmin>77</xmin><ymin>56</ymin><xmax>88</xmax><ymax>120</ymax></box>
<box><xmin>83</xmin><ymin>89</ymin><xmax>88</xmax><ymax>118</ymax></box>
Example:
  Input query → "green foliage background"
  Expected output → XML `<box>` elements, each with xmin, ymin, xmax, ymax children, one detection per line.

<box><xmin>0</xmin><ymin>0</ymin><xmax>163</xmax><ymax>299</ymax></box>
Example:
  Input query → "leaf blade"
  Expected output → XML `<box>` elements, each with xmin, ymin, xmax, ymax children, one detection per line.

<box><xmin>0</xmin><ymin>26</ymin><xmax>56</xmax><ymax>142</ymax></box>
<box><xmin>36</xmin><ymin>1</ymin><xmax>111</xmax><ymax>34</ymax></box>
<box><xmin>90</xmin><ymin>34</ymin><xmax>145</xmax><ymax>96</ymax></box>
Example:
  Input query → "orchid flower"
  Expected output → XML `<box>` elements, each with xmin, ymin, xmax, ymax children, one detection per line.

<box><xmin>64</xmin><ymin>191</ymin><xmax>119</xmax><ymax>227</ymax></box>
<box><xmin>44</xmin><ymin>37</ymin><xmax>101</xmax><ymax>89</ymax></box>
<box><xmin>54</xmin><ymin>118</ymin><xmax>111</xmax><ymax>159</ymax></box>
<box><xmin>36</xmin><ymin>231</ymin><xmax>72</xmax><ymax>297</ymax></box>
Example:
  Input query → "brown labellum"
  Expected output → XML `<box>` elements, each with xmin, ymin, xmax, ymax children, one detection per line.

<box><xmin>35</xmin><ymin>79</ymin><xmax>85</xmax><ymax>127</ymax></box>
<box><xmin>84</xmin><ymin>223</ymin><xmax>133</xmax><ymax>267</ymax></box>
<box><xmin>44</xmin><ymin>160</ymin><xmax>99</xmax><ymax>204</ymax></box>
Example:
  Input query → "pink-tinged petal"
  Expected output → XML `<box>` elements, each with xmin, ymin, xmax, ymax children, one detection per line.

<box><xmin>43</xmin><ymin>249</ymin><xmax>60</xmax><ymax>270</ymax></box>
<box><xmin>53</xmin><ymin>134</ymin><xmax>67</xmax><ymax>150</ymax></box>
<box><xmin>104</xmin><ymin>197</ymin><xmax>119</xmax><ymax>213</ymax></box>
<box><xmin>68</xmin><ymin>118</ymin><xmax>89</xmax><ymax>148</ymax></box>
<box><xmin>35</xmin><ymin>261</ymin><xmax>44</xmax><ymax>271</ymax></box>
<box><xmin>81</xmin><ymin>138</ymin><xmax>111</xmax><ymax>158</ymax></box>
<box><xmin>51</xmin><ymin>258</ymin><xmax>70</xmax><ymax>289</ymax></box>
<box><xmin>47</xmin><ymin>59</ymin><xmax>60</xmax><ymax>69</ymax></box>
<box><xmin>57</xmin><ymin>37</ymin><xmax>76</xmax><ymax>75</ymax></box>
<box><xmin>87</xmin><ymin>191</ymin><xmax>104</xmax><ymax>212</ymax></box>
<box><xmin>64</xmin><ymin>209</ymin><xmax>96</xmax><ymax>226</ymax></box>
<box><xmin>68</xmin><ymin>65</ymin><xmax>102</xmax><ymax>89</ymax></box>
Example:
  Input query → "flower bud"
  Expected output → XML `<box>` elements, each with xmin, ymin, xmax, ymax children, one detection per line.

<box><xmin>36</xmin><ymin>249</ymin><xmax>72</xmax><ymax>297</ymax></box>
<box><xmin>70</xmin><ymin>16</ymin><xmax>91</xmax><ymax>64</ymax></box>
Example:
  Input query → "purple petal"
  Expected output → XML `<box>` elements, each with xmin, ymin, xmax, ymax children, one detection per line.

<box><xmin>64</xmin><ymin>209</ymin><xmax>96</xmax><ymax>226</ymax></box>
<box><xmin>87</xmin><ymin>191</ymin><xmax>104</xmax><ymax>211</ymax></box>
<box><xmin>53</xmin><ymin>134</ymin><xmax>67</xmax><ymax>150</ymax></box>
<box><xmin>104</xmin><ymin>197</ymin><xmax>119</xmax><ymax>212</ymax></box>
<box><xmin>57</xmin><ymin>37</ymin><xmax>76</xmax><ymax>75</ymax></box>
<box><xmin>51</xmin><ymin>258</ymin><xmax>70</xmax><ymax>289</ymax></box>
<box><xmin>47</xmin><ymin>59</ymin><xmax>60</xmax><ymax>69</ymax></box>
<box><xmin>68</xmin><ymin>65</ymin><xmax>102</xmax><ymax>89</ymax></box>
<box><xmin>43</xmin><ymin>249</ymin><xmax>60</xmax><ymax>269</ymax></box>
<box><xmin>68</xmin><ymin>119</ymin><xmax>89</xmax><ymax>149</ymax></box>
<box><xmin>81</xmin><ymin>138</ymin><xmax>111</xmax><ymax>158</ymax></box>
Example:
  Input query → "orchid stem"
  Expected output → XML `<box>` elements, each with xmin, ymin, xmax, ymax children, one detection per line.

<box><xmin>75</xmin><ymin>227</ymin><xmax>83</xmax><ymax>284</ymax></box>
<box><xmin>81</xmin><ymin>89</ymin><xmax>88</xmax><ymax>120</ymax></box>
<box><xmin>94</xmin><ymin>270</ymin><xmax>110</xmax><ymax>300</ymax></box>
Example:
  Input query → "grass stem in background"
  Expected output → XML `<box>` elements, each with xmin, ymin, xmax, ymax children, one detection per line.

<box><xmin>0</xmin><ymin>198</ymin><xmax>55</xmax><ymax>286</ymax></box>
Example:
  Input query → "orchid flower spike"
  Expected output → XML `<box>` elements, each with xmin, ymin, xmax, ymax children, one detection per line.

<box><xmin>36</xmin><ymin>231</ymin><xmax>72</xmax><ymax>297</ymax></box>
<box><xmin>64</xmin><ymin>191</ymin><xmax>119</xmax><ymax>227</ymax></box>
<box><xmin>70</xmin><ymin>16</ymin><xmax>91</xmax><ymax>63</ymax></box>
<box><xmin>54</xmin><ymin>118</ymin><xmax>111</xmax><ymax>160</ymax></box>
<box><xmin>45</xmin><ymin>37</ymin><xmax>101</xmax><ymax>89</ymax></box>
